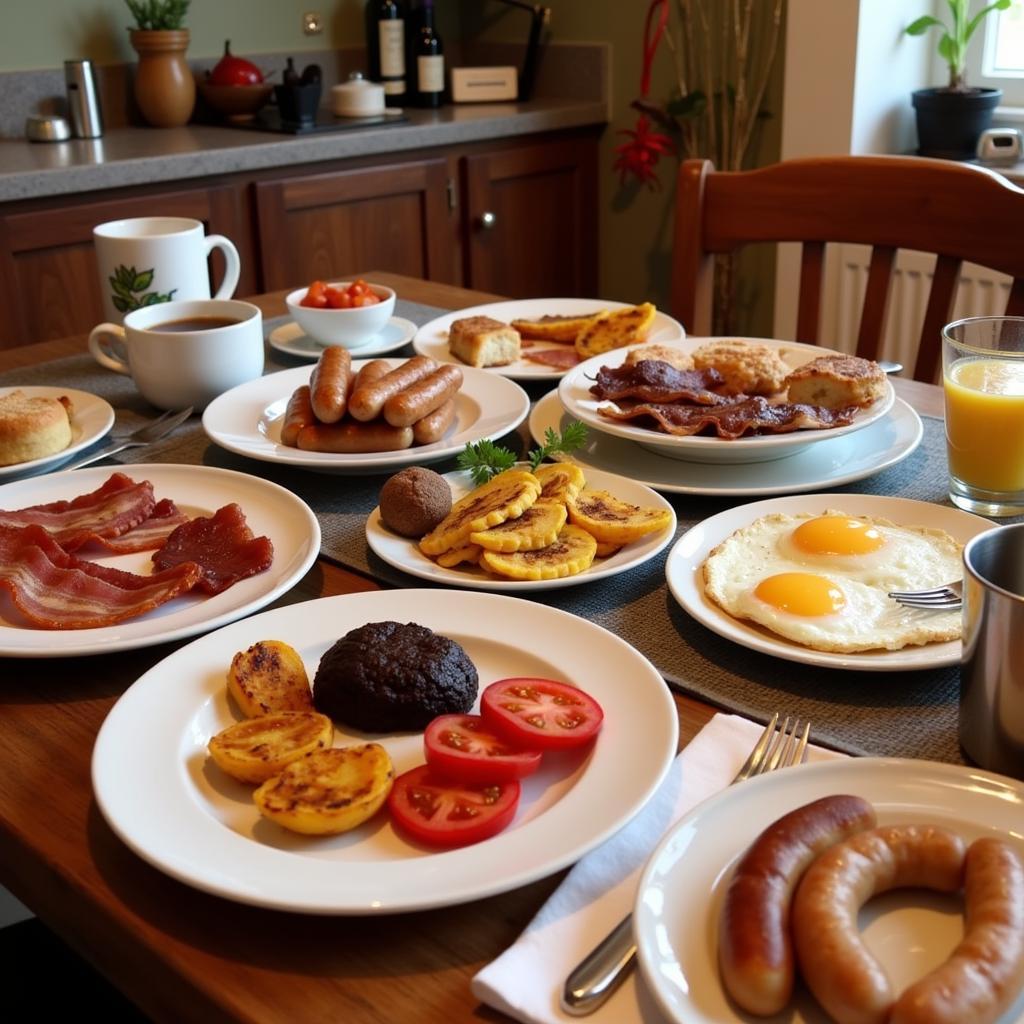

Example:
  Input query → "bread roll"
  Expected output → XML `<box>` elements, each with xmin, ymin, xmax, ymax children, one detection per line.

<box><xmin>0</xmin><ymin>391</ymin><xmax>73</xmax><ymax>466</ymax></box>
<box><xmin>448</xmin><ymin>316</ymin><xmax>521</xmax><ymax>367</ymax></box>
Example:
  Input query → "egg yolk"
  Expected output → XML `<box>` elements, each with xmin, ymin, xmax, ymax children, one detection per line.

<box><xmin>791</xmin><ymin>517</ymin><xmax>884</xmax><ymax>556</ymax></box>
<box><xmin>754</xmin><ymin>573</ymin><xmax>846</xmax><ymax>617</ymax></box>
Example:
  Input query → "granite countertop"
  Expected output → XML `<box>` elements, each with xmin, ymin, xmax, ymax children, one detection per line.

<box><xmin>0</xmin><ymin>97</ymin><xmax>606</xmax><ymax>203</ymax></box>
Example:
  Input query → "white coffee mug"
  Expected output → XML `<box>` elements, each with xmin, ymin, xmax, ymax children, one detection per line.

<box><xmin>93</xmin><ymin>216</ymin><xmax>241</xmax><ymax>323</ymax></box>
<box><xmin>88</xmin><ymin>299</ymin><xmax>264</xmax><ymax>410</ymax></box>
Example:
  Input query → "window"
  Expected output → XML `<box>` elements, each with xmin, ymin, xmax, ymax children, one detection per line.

<box><xmin>967</xmin><ymin>5</ymin><xmax>1024</xmax><ymax>105</ymax></box>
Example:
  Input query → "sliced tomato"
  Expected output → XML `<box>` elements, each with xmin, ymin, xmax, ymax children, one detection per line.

<box><xmin>423</xmin><ymin>714</ymin><xmax>542</xmax><ymax>783</ymax></box>
<box><xmin>480</xmin><ymin>678</ymin><xmax>604</xmax><ymax>751</ymax></box>
<box><xmin>388</xmin><ymin>765</ymin><xmax>520</xmax><ymax>847</ymax></box>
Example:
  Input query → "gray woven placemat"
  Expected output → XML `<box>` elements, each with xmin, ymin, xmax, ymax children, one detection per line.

<box><xmin>4</xmin><ymin>307</ymin><xmax>1011</xmax><ymax>765</ymax></box>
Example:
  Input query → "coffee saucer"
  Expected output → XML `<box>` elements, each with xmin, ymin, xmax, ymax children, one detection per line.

<box><xmin>268</xmin><ymin>316</ymin><xmax>417</xmax><ymax>360</ymax></box>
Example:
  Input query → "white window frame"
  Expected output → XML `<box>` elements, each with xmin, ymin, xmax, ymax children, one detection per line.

<box><xmin>966</xmin><ymin>6</ymin><xmax>1024</xmax><ymax>106</ymax></box>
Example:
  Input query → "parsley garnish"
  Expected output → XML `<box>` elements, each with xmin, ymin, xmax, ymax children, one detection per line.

<box><xmin>457</xmin><ymin>422</ymin><xmax>588</xmax><ymax>485</ymax></box>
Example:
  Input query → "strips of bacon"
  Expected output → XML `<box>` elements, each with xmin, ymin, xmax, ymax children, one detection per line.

<box><xmin>0</xmin><ymin>524</ymin><xmax>202</xmax><ymax>630</ymax></box>
<box><xmin>589</xmin><ymin>362</ymin><xmax>726</xmax><ymax>404</ymax></box>
<box><xmin>81</xmin><ymin>498</ymin><xmax>191</xmax><ymax>554</ymax></box>
<box><xmin>153</xmin><ymin>503</ymin><xmax>274</xmax><ymax>595</ymax></box>
<box><xmin>521</xmin><ymin>347</ymin><xmax>581</xmax><ymax>370</ymax></box>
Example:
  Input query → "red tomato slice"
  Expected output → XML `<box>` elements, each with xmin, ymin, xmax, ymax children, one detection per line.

<box><xmin>423</xmin><ymin>714</ymin><xmax>542</xmax><ymax>783</ymax></box>
<box><xmin>388</xmin><ymin>765</ymin><xmax>520</xmax><ymax>847</ymax></box>
<box><xmin>480</xmin><ymin>678</ymin><xmax>604</xmax><ymax>751</ymax></box>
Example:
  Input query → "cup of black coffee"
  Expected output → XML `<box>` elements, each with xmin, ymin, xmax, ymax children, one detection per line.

<box><xmin>88</xmin><ymin>299</ymin><xmax>264</xmax><ymax>409</ymax></box>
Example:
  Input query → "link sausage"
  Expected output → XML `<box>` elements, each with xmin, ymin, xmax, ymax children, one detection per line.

<box><xmin>412</xmin><ymin>398</ymin><xmax>457</xmax><ymax>445</ymax></box>
<box><xmin>296</xmin><ymin>421</ymin><xmax>413</xmax><ymax>453</ymax></box>
<box><xmin>352</xmin><ymin>358</ymin><xmax>392</xmax><ymax>392</ymax></box>
<box><xmin>348</xmin><ymin>355</ymin><xmax>437</xmax><ymax>422</ymax></box>
<box><xmin>384</xmin><ymin>365</ymin><xmax>464</xmax><ymax>428</ymax></box>
<box><xmin>793</xmin><ymin>824</ymin><xmax>966</xmax><ymax>1024</ymax></box>
<box><xmin>718</xmin><ymin>794</ymin><xmax>877</xmax><ymax>1016</ymax></box>
<box><xmin>309</xmin><ymin>346</ymin><xmax>352</xmax><ymax>424</ymax></box>
<box><xmin>280</xmin><ymin>386</ymin><xmax>315</xmax><ymax>448</ymax></box>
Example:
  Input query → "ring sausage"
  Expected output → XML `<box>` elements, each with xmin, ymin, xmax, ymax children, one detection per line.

<box><xmin>296</xmin><ymin>421</ymin><xmax>413</xmax><ymax>453</ymax></box>
<box><xmin>309</xmin><ymin>346</ymin><xmax>352</xmax><ymax>424</ymax></box>
<box><xmin>718</xmin><ymin>794</ymin><xmax>877</xmax><ymax>1016</ymax></box>
<box><xmin>280</xmin><ymin>386</ymin><xmax>314</xmax><ymax>448</ymax></box>
<box><xmin>792</xmin><ymin>824</ymin><xmax>966</xmax><ymax>1024</ymax></box>
<box><xmin>351</xmin><ymin>358</ymin><xmax>392</xmax><ymax>392</ymax></box>
<box><xmin>348</xmin><ymin>355</ymin><xmax>437</xmax><ymax>422</ymax></box>
<box><xmin>412</xmin><ymin>398</ymin><xmax>457</xmax><ymax>445</ymax></box>
<box><xmin>890</xmin><ymin>837</ymin><xmax>1024</xmax><ymax>1024</ymax></box>
<box><xmin>384</xmin><ymin>365</ymin><xmax>463</xmax><ymax>428</ymax></box>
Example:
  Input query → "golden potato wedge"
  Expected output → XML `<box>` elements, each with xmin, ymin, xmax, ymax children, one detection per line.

<box><xmin>208</xmin><ymin>711</ymin><xmax>333</xmax><ymax>784</ymax></box>
<box><xmin>253</xmin><ymin>743</ymin><xmax>394</xmax><ymax>836</ymax></box>
<box><xmin>227</xmin><ymin>640</ymin><xmax>312</xmax><ymax>718</ymax></box>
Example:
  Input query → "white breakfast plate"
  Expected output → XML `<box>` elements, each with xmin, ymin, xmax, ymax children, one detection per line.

<box><xmin>0</xmin><ymin>464</ymin><xmax>320</xmax><ymax>658</ymax></box>
<box><xmin>92</xmin><ymin>588</ymin><xmax>679</xmax><ymax>914</ymax></box>
<box><xmin>0</xmin><ymin>386</ymin><xmax>115</xmax><ymax>480</ymax></box>
<box><xmin>531</xmin><ymin>390</ymin><xmax>923</xmax><ymax>496</ymax></box>
<box><xmin>268</xmin><ymin>316</ymin><xmax>417</xmax><ymax>360</ymax></box>
<box><xmin>558</xmin><ymin>337</ymin><xmax>895</xmax><ymax>464</ymax></box>
<box><xmin>665</xmin><ymin>493</ymin><xmax>992</xmax><ymax>671</ymax></box>
<box><xmin>365</xmin><ymin>465</ymin><xmax>676</xmax><ymax>591</ymax></box>
<box><xmin>635</xmin><ymin>758</ymin><xmax>1024</xmax><ymax>1024</ymax></box>
<box><xmin>202</xmin><ymin>361</ymin><xmax>530</xmax><ymax>474</ymax></box>
<box><xmin>412</xmin><ymin>298</ymin><xmax>686</xmax><ymax>381</ymax></box>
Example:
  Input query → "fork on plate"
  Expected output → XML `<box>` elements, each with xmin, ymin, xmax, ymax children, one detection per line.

<box><xmin>560</xmin><ymin>713</ymin><xmax>811</xmax><ymax>1017</ymax></box>
<box><xmin>887</xmin><ymin>580</ymin><xmax>963</xmax><ymax>611</ymax></box>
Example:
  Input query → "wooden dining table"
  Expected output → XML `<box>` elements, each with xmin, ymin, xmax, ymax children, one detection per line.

<box><xmin>0</xmin><ymin>272</ymin><xmax>944</xmax><ymax>1023</ymax></box>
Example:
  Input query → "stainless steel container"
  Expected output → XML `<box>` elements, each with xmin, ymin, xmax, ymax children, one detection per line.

<box><xmin>960</xmin><ymin>523</ymin><xmax>1024</xmax><ymax>777</ymax></box>
<box><xmin>25</xmin><ymin>114</ymin><xmax>71</xmax><ymax>142</ymax></box>
<box><xmin>64</xmin><ymin>59</ymin><xmax>103</xmax><ymax>138</ymax></box>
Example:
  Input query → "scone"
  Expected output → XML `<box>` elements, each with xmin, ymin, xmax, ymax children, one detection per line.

<box><xmin>784</xmin><ymin>354</ymin><xmax>887</xmax><ymax>408</ymax></box>
<box><xmin>0</xmin><ymin>390</ymin><xmax>73</xmax><ymax>466</ymax></box>
<box><xmin>691</xmin><ymin>340</ymin><xmax>790</xmax><ymax>396</ymax></box>
<box><xmin>448</xmin><ymin>316</ymin><xmax>521</xmax><ymax>368</ymax></box>
<box><xmin>623</xmin><ymin>344</ymin><xmax>695</xmax><ymax>372</ymax></box>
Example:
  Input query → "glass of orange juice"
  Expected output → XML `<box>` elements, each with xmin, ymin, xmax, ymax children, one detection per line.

<box><xmin>943</xmin><ymin>316</ymin><xmax>1024</xmax><ymax>516</ymax></box>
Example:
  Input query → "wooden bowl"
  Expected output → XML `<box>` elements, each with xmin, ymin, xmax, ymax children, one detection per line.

<box><xmin>198</xmin><ymin>82</ymin><xmax>273</xmax><ymax>122</ymax></box>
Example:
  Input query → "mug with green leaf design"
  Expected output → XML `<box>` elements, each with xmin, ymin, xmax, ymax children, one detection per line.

<box><xmin>93</xmin><ymin>216</ymin><xmax>240</xmax><ymax>323</ymax></box>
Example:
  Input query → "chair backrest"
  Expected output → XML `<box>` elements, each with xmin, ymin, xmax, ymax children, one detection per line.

<box><xmin>671</xmin><ymin>155</ymin><xmax>1024</xmax><ymax>380</ymax></box>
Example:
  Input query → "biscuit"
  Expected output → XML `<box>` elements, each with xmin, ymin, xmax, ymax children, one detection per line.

<box><xmin>0</xmin><ymin>390</ymin><xmax>73</xmax><ymax>466</ymax></box>
<box><xmin>623</xmin><ymin>344</ymin><xmax>695</xmax><ymax>372</ymax></box>
<box><xmin>691</xmin><ymin>340</ymin><xmax>790</xmax><ymax>396</ymax></box>
<box><xmin>784</xmin><ymin>354</ymin><xmax>887</xmax><ymax>408</ymax></box>
<box><xmin>448</xmin><ymin>316</ymin><xmax>521</xmax><ymax>368</ymax></box>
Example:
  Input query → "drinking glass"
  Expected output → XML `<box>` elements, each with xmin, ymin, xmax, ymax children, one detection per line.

<box><xmin>942</xmin><ymin>316</ymin><xmax>1024</xmax><ymax>516</ymax></box>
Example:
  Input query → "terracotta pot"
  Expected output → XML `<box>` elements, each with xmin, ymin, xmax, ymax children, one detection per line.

<box><xmin>130</xmin><ymin>29</ymin><xmax>196</xmax><ymax>128</ymax></box>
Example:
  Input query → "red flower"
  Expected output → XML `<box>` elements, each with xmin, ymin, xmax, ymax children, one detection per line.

<box><xmin>613</xmin><ymin>114</ymin><xmax>674</xmax><ymax>189</ymax></box>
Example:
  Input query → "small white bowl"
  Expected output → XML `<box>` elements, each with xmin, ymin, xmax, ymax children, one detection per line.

<box><xmin>285</xmin><ymin>282</ymin><xmax>396</xmax><ymax>348</ymax></box>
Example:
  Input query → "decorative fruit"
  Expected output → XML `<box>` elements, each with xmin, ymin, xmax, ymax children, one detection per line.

<box><xmin>209</xmin><ymin>40</ymin><xmax>263</xmax><ymax>86</ymax></box>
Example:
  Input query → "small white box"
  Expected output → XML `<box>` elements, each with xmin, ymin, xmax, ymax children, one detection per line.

<box><xmin>450</xmin><ymin>66</ymin><xmax>518</xmax><ymax>103</ymax></box>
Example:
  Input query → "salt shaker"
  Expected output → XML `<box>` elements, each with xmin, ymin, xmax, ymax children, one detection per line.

<box><xmin>64</xmin><ymin>59</ymin><xmax>104</xmax><ymax>139</ymax></box>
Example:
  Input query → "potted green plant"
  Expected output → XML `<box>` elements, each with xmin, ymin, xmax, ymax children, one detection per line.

<box><xmin>125</xmin><ymin>0</ymin><xmax>195</xmax><ymax>128</ymax></box>
<box><xmin>906</xmin><ymin>0</ymin><xmax>1012</xmax><ymax>159</ymax></box>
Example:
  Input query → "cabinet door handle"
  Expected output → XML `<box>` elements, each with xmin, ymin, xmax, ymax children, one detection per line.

<box><xmin>478</xmin><ymin>211</ymin><xmax>497</xmax><ymax>230</ymax></box>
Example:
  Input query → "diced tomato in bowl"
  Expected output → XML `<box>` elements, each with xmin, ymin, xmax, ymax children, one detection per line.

<box><xmin>285</xmin><ymin>278</ymin><xmax>395</xmax><ymax>347</ymax></box>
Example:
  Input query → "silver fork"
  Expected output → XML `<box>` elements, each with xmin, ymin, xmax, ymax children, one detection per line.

<box><xmin>62</xmin><ymin>406</ymin><xmax>194</xmax><ymax>471</ymax></box>
<box><xmin>560</xmin><ymin>714</ymin><xmax>810</xmax><ymax>1017</ymax></box>
<box><xmin>887</xmin><ymin>580</ymin><xmax>963</xmax><ymax>611</ymax></box>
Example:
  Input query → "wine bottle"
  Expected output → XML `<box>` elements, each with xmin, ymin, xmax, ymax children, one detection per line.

<box><xmin>365</xmin><ymin>0</ymin><xmax>407</xmax><ymax>106</ymax></box>
<box><xmin>415</xmin><ymin>0</ymin><xmax>445</xmax><ymax>108</ymax></box>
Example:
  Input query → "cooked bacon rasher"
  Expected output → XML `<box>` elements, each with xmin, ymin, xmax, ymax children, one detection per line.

<box><xmin>589</xmin><ymin>361</ymin><xmax>725</xmax><ymax>405</ymax></box>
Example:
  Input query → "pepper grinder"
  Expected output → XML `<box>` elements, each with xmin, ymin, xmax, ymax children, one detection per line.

<box><xmin>64</xmin><ymin>60</ymin><xmax>104</xmax><ymax>138</ymax></box>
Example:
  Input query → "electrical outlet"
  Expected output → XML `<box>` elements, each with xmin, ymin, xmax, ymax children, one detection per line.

<box><xmin>303</xmin><ymin>11</ymin><xmax>323</xmax><ymax>35</ymax></box>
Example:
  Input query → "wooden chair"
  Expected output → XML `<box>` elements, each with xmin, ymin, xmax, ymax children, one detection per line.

<box><xmin>671</xmin><ymin>155</ymin><xmax>1024</xmax><ymax>380</ymax></box>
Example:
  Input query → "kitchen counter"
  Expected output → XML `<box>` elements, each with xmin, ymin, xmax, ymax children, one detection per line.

<box><xmin>0</xmin><ymin>97</ymin><xmax>607</xmax><ymax>202</ymax></box>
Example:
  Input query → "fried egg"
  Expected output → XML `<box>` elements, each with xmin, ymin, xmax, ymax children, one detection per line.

<box><xmin>702</xmin><ymin>511</ymin><xmax>962</xmax><ymax>653</ymax></box>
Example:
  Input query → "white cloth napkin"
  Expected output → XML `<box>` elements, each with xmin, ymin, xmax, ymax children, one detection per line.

<box><xmin>471</xmin><ymin>712</ymin><xmax>845</xmax><ymax>1024</ymax></box>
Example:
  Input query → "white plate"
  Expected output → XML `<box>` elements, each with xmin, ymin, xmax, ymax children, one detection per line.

<box><xmin>558</xmin><ymin>337</ymin><xmax>895</xmax><ymax>464</ymax></box>
<box><xmin>268</xmin><ymin>316</ymin><xmax>417</xmax><ymax>360</ymax></box>
<box><xmin>531</xmin><ymin>390</ymin><xmax>923</xmax><ymax>496</ymax></box>
<box><xmin>0</xmin><ymin>464</ymin><xmax>320</xmax><ymax>658</ymax></box>
<box><xmin>365</xmin><ymin>466</ymin><xmax>676</xmax><ymax>591</ymax></box>
<box><xmin>665</xmin><ymin>493</ymin><xmax>992</xmax><ymax>671</ymax></box>
<box><xmin>635</xmin><ymin>758</ymin><xmax>1024</xmax><ymax>1024</ymax></box>
<box><xmin>92</xmin><ymin>589</ymin><xmax>679</xmax><ymax>914</ymax></box>
<box><xmin>413</xmin><ymin>298</ymin><xmax>686</xmax><ymax>381</ymax></box>
<box><xmin>202</xmin><ymin>361</ymin><xmax>530</xmax><ymax>474</ymax></box>
<box><xmin>0</xmin><ymin>386</ymin><xmax>115</xmax><ymax>480</ymax></box>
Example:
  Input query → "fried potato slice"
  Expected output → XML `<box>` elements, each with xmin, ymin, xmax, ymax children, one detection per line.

<box><xmin>575</xmin><ymin>303</ymin><xmax>657</xmax><ymax>358</ymax></box>
<box><xmin>568</xmin><ymin>488</ymin><xmax>672</xmax><ymax>544</ymax></box>
<box><xmin>470</xmin><ymin>500</ymin><xmax>567</xmax><ymax>553</ymax></box>
<box><xmin>480</xmin><ymin>523</ymin><xmax>597</xmax><ymax>581</ymax></box>
<box><xmin>509</xmin><ymin>312</ymin><xmax>604</xmax><ymax>342</ymax></box>
<box><xmin>419</xmin><ymin>469</ymin><xmax>541</xmax><ymax>556</ymax></box>
<box><xmin>253</xmin><ymin>743</ymin><xmax>394</xmax><ymax>836</ymax></box>
<box><xmin>435</xmin><ymin>543</ymin><xmax>483</xmax><ymax>568</ymax></box>
<box><xmin>208</xmin><ymin>711</ymin><xmax>333</xmax><ymax>784</ymax></box>
<box><xmin>593</xmin><ymin>540</ymin><xmax>623</xmax><ymax>558</ymax></box>
<box><xmin>227</xmin><ymin>640</ymin><xmax>312</xmax><ymax>718</ymax></box>
<box><xmin>534</xmin><ymin>462</ymin><xmax>586</xmax><ymax>505</ymax></box>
